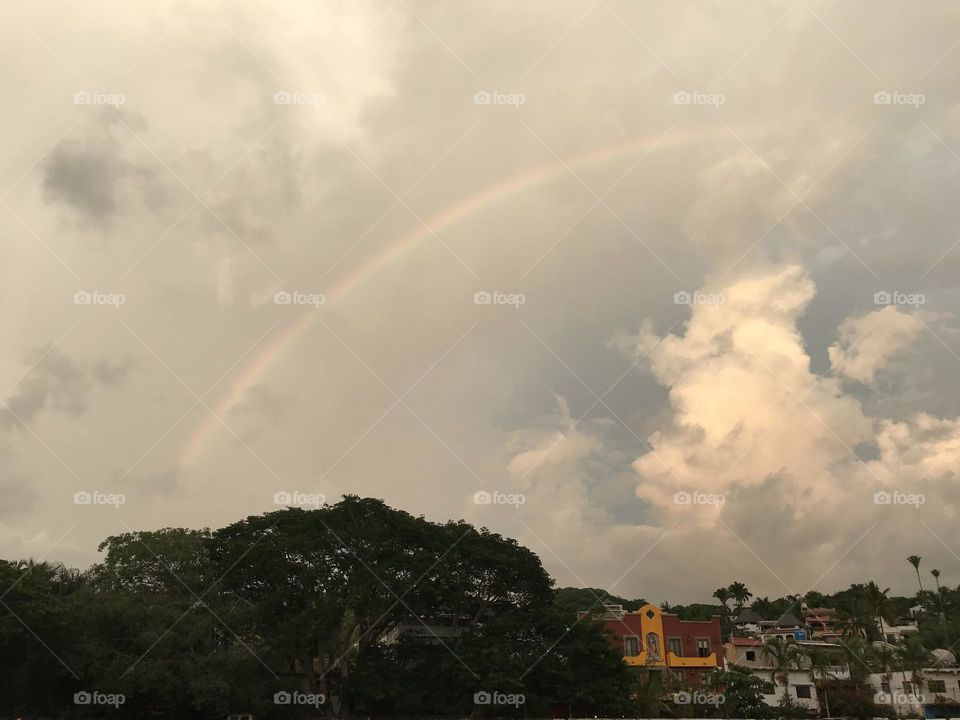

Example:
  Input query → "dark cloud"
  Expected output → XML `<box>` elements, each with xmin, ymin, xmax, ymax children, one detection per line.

<box><xmin>41</xmin><ymin>110</ymin><xmax>164</xmax><ymax>226</ymax></box>
<box><xmin>0</xmin><ymin>348</ymin><xmax>133</xmax><ymax>430</ymax></box>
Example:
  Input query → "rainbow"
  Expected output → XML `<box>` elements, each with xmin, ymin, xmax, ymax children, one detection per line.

<box><xmin>180</xmin><ymin>126</ymin><xmax>703</xmax><ymax>464</ymax></box>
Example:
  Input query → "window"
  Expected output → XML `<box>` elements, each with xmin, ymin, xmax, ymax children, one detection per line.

<box><xmin>667</xmin><ymin>638</ymin><xmax>682</xmax><ymax>657</ymax></box>
<box><xmin>902</xmin><ymin>682</ymin><xmax>913</xmax><ymax>695</ymax></box>
<box><xmin>671</xmin><ymin>669</ymin><xmax>685</xmax><ymax>686</ymax></box>
<box><xmin>696</xmin><ymin>638</ymin><xmax>710</xmax><ymax>657</ymax></box>
<box><xmin>928</xmin><ymin>680</ymin><xmax>947</xmax><ymax>693</ymax></box>
<box><xmin>795</xmin><ymin>685</ymin><xmax>812</xmax><ymax>699</ymax></box>
<box><xmin>745</xmin><ymin>650</ymin><xmax>756</xmax><ymax>661</ymax></box>
<box><xmin>881</xmin><ymin>681</ymin><xmax>891</xmax><ymax>694</ymax></box>
<box><xmin>761</xmin><ymin>682</ymin><xmax>775</xmax><ymax>695</ymax></box>
<box><xmin>624</xmin><ymin>636</ymin><xmax>639</xmax><ymax>656</ymax></box>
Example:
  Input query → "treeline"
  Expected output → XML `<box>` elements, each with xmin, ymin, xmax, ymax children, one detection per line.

<box><xmin>1</xmin><ymin>496</ymin><xmax>650</xmax><ymax>719</ymax></box>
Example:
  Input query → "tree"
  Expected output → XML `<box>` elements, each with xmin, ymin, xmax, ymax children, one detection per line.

<box><xmin>714</xmin><ymin>587</ymin><xmax>732</xmax><ymax>612</ymax></box>
<box><xmin>762</xmin><ymin>636</ymin><xmax>801</xmax><ymax>695</ymax></box>
<box><xmin>895</xmin><ymin>636</ymin><xmax>932</xmax><ymax>691</ymax></box>
<box><xmin>728</xmin><ymin>581</ymin><xmax>753</xmax><ymax>611</ymax></box>
<box><xmin>703</xmin><ymin>665</ymin><xmax>773</xmax><ymax>718</ymax></box>
<box><xmin>908</xmin><ymin>555</ymin><xmax>924</xmax><ymax>594</ymax></box>
<box><xmin>865</xmin><ymin>581</ymin><xmax>892</xmax><ymax>640</ymax></box>
<box><xmin>210</xmin><ymin>497</ymin><xmax>555</xmax><ymax>717</ymax></box>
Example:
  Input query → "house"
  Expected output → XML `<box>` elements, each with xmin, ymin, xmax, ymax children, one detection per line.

<box><xmin>594</xmin><ymin>602</ymin><xmax>723</xmax><ymax>689</ymax></box>
<box><xmin>880</xmin><ymin>618</ymin><xmax>920</xmax><ymax>645</ymax></box>
<box><xmin>801</xmin><ymin>603</ymin><xmax>849</xmax><ymax>643</ymax></box>
<box><xmin>733</xmin><ymin>607</ymin><xmax>763</xmax><ymax>635</ymax></box>
<box><xmin>866</xmin><ymin>667</ymin><xmax>960</xmax><ymax>717</ymax></box>
<box><xmin>757</xmin><ymin>612</ymin><xmax>806</xmax><ymax>640</ymax></box>
<box><xmin>724</xmin><ymin>638</ymin><xmax>849</xmax><ymax>715</ymax></box>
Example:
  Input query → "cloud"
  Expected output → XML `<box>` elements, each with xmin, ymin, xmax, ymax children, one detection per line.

<box><xmin>829</xmin><ymin>305</ymin><xmax>926</xmax><ymax>384</ymax></box>
<box><xmin>0</xmin><ymin>348</ymin><xmax>133</xmax><ymax>430</ymax></box>
<box><xmin>41</xmin><ymin>110</ymin><xmax>163</xmax><ymax>227</ymax></box>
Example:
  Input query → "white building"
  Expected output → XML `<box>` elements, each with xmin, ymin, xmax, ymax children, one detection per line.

<box><xmin>724</xmin><ymin>638</ymin><xmax>850</xmax><ymax>715</ymax></box>
<box><xmin>866</xmin><ymin>668</ymin><xmax>960</xmax><ymax>717</ymax></box>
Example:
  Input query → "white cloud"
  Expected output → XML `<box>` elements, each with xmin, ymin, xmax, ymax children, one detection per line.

<box><xmin>829</xmin><ymin>305</ymin><xmax>926</xmax><ymax>384</ymax></box>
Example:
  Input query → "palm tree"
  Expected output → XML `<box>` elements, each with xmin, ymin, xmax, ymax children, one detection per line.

<box><xmin>714</xmin><ymin>587</ymin><xmax>732</xmax><ymax>612</ymax></box>
<box><xmin>805</xmin><ymin>647</ymin><xmax>838</xmax><ymax>717</ymax></box>
<box><xmin>865</xmin><ymin>581</ymin><xmax>892</xmax><ymax>641</ymax></box>
<box><xmin>728</xmin><ymin>581</ymin><xmax>753</xmax><ymax>610</ymax></box>
<box><xmin>895</xmin><ymin>637</ymin><xmax>932</xmax><ymax>696</ymax></box>
<box><xmin>931</xmin><ymin>569</ymin><xmax>950</xmax><ymax>647</ymax></box>
<box><xmin>839</xmin><ymin>636</ymin><xmax>873</xmax><ymax>683</ymax></box>
<box><xmin>908</xmin><ymin>555</ymin><xmax>924</xmax><ymax>593</ymax></box>
<box><xmin>763</xmin><ymin>635</ymin><xmax>801</xmax><ymax>697</ymax></box>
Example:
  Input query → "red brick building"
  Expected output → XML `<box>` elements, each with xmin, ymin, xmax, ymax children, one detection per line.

<box><xmin>595</xmin><ymin>602</ymin><xmax>724</xmax><ymax>689</ymax></box>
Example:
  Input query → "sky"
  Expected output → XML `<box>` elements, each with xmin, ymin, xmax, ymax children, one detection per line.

<box><xmin>3</xmin><ymin>0</ymin><xmax>960</xmax><ymax>604</ymax></box>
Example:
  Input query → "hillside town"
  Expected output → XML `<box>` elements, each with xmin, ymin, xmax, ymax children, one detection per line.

<box><xmin>586</xmin><ymin>562</ymin><xmax>960</xmax><ymax>718</ymax></box>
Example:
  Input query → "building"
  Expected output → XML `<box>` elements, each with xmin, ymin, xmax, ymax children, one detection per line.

<box><xmin>801</xmin><ymin>603</ymin><xmax>848</xmax><ymax>643</ymax></box>
<box><xmin>757</xmin><ymin>612</ymin><xmax>806</xmax><ymax>640</ymax></box>
<box><xmin>866</xmin><ymin>667</ymin><xmax>960</xmax><ymax>717</ymax></box>
<box><xmin>880</xmin><ymin>619</ymin><xmax>920</xmax><ymax>645</ymax></box>
<box><xmin>732</xmin><ymin>607</ymin><xmax>763</xmax><ymax>635</ymax></box>
<box><xmin>595</xmin><ymin>602</ymin><xmax>723</xmax><ymax>689</ymax></box>
<box><xmin>724</xmin><ymin>638</ymin><xmax>849</xmax><ymax>715</ymax></box>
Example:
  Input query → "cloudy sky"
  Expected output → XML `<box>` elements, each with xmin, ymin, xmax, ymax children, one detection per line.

<box><xmin>3</xmin><ymin>0</ymin><xmax>960</xmax><ymax>603</ymax></box>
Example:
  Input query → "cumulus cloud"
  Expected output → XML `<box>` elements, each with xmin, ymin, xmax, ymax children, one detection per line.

<box><xmin>829</xmin><ymin>305</ymin><xmax>926</xmax><ymax>384</ymax></box>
